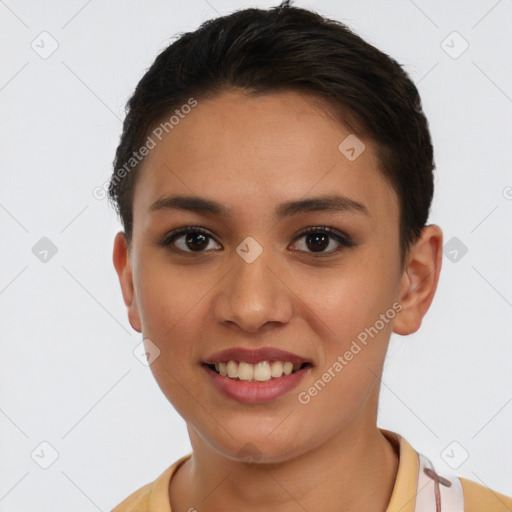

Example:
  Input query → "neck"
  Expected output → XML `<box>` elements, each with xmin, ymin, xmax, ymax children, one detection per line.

<box><xmin>170</xmin><ymin>424</ymin><xmax>399</xmax><ymax>512</ymax></box>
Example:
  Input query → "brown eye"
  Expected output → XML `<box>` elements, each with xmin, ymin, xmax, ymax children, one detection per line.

<box><xmin>162</xmin><ymin>227</ymin><xmax>221</xmax><ymax>253</ymax></box>
<box><xmin>305</xmin><ymin>232</ymin><xmax>330</xmax><ymax>252</ymax></box>
<box><xmin>182</xmin><ymin>232</ymin><xmax>209</xmax><ymax>251</ymax></box>
<box><xmin>290</xmin><ymin>227</ymin><xmax>355</xmax><ymax>255</ymax></box>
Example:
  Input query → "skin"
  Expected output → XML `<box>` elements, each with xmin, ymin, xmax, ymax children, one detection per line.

<box><xmin>113</xmin><ymin>89</ymin><xmax>443</xmax><ymax>511</ymax></box>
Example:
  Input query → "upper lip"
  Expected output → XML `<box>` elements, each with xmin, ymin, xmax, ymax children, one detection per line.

<box><xmin>203</xmin><ymin>347</ymin><xmax>310</xmax><ymax>365</ymax></box>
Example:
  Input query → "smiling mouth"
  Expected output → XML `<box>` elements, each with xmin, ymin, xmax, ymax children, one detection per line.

<box><xmin>205</xmin><ymin>360</ymin><xmax>311</xmax><ymax>382</ymax></box>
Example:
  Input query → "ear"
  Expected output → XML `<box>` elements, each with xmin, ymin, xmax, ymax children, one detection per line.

<box><xmin>113</xmin><ymin>231</ymin><xmax>142</xmax><ymax>333</ymax></box>
<box><xmin>393</xmin><ymin>224</ymin><xmax>443</xmax><ymax>335</ymax></box>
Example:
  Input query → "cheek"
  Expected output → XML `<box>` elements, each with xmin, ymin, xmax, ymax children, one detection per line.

<box><xmin>132</xmin><ymin>262</ymin><xmax>211</xmax><ymax>406</ymax></box>
<box><xmin>292</xmin><ymin>260</ymin><xmax>400</xmax><ymax>393</ymax></box>
<box><xmin>295</xmin><ymin>263</ymin><xmax>397</xmax><ymax>341</ymax></box>
<box><xmin>134</xmin><ymin>253</ymin><xmax>211</xmax><ymax>338</ymax></box>
<box><xmin>293</xmin><ymin>333</ymin><xmax>388</xmax><ymax>448</ymax></box>
<box><xmin>137</xmin><ymin>264</ymin><xmax>208</xmax><ymax>414</ymax></box>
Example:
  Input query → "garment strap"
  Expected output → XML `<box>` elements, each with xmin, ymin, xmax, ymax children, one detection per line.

<box><xmin>414</xmin><ymin>453</ymin><xmax>465</xmax><ymax>512</ymax></box>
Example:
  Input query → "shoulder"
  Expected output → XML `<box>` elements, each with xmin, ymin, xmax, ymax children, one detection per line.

<box><xmin>459</xmin><ymin>476</ymin><xmax>512</xmax><ymax>512</ymax></box>
<box><xmin>380</xmin><ymin>429</ymin><xmax>512</xmax><ymax>512</ymax></box>
<box><xmin>112</xmin><ymin>483</ymin><xmax>152</xmax><ymax>512</ymax></box>
<box><xmin>111</xmin><ymin>454</ymin><xmax>192</xmax><ymax>512</ymax></box>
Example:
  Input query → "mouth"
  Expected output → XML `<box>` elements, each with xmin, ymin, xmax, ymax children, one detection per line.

<box><xmin>201</xmin><ymin>347</ymin><xmax>313</xmax><ymax>403</ymax></box>
<box><xmin>204</xmin><ymin>360</ymin><xmax>312</xmax><ymax>382</ymax></box>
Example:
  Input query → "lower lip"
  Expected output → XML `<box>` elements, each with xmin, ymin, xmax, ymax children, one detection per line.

<box><xmin>202</xmin><ymin>365</ymin><xmax>310</xmax><ymax>404</ymax></box>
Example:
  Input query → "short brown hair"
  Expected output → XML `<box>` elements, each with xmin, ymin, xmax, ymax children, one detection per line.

<box><xmin>108</xmin><ymin>0</ymin><xmax>434</xmax><ymax>268</ymax></box>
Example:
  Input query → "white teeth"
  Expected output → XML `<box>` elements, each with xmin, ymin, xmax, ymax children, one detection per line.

<box><xmin>226</xmin><ymin>360</ymin><xmax>238</xmax><ymax>378</ymax></box>
<box><xmin>212</xmin><ymin>360</ymin><xmax>305</xmax><ymax>381</ymax></box>
<box><xmin>270</xmin><ymin>361</ymin><xmax>284</xmax><ymax>377</ymax></box>
<box><xmin>237</xmin><ymin>362</ymin><xmax>254</xmax><ymax>380</ymax></box>
<box><xmin>253</xmin><ymin>361</ymin><xmax>271</xmax><ymax>381</ymax></box>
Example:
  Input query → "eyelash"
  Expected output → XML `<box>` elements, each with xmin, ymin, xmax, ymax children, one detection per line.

<box><xmin>159</xmin><ymin>225</ymin><xmax>356</xmax><ymax>256</ymax></box>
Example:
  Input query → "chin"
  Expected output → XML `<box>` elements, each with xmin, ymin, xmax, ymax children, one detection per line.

<box><xmin>204</xmin><ymin>427</ymin><xmax>310</xmax><ymax>466</ymax></box>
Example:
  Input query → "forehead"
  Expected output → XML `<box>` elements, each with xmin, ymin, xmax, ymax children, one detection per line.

<box><xmin>133</xmin><ymin>89</ymin><xmax>398</xmax><ymax>226</ymax></box>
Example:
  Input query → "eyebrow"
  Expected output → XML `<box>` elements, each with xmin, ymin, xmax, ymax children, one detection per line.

<box><xmin>149</xmin><ymin>193</ymin><xmax>370</xmax><ymax>218</ymax></box>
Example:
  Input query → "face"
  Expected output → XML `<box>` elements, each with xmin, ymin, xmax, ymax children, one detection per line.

<box><xmin>115</xmin><ymin>89</ymin><xmax>409</xmax><ymax>463</ymax></box>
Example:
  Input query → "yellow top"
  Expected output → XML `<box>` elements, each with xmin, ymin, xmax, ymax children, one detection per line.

<box><xmin>112</xmin><ymin>429</ymin><xmax>512</xmax><ymax>512</ymax></box>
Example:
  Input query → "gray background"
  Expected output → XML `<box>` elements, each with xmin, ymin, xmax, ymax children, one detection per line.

<box><xmin>1</xmin><ymin>0</ymin><xmax>511</xmax><ymax>510</ymax></box>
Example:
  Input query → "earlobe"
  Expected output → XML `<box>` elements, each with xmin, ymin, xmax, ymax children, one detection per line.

<box><xmin>393</xmin><ymin>224</ymin><xmax>443</xmax><ymax>336</ymax></box>
<box><xmin>113</xmin><ymin>231</ymin><xmax>142</xmax><ymax>333</ymax></box>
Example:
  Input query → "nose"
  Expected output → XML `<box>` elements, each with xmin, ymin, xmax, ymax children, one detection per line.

<box><xmin>214</xmin><ymin>248</ymin><xmax>294</xmax><ymax>334</ymax></box>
